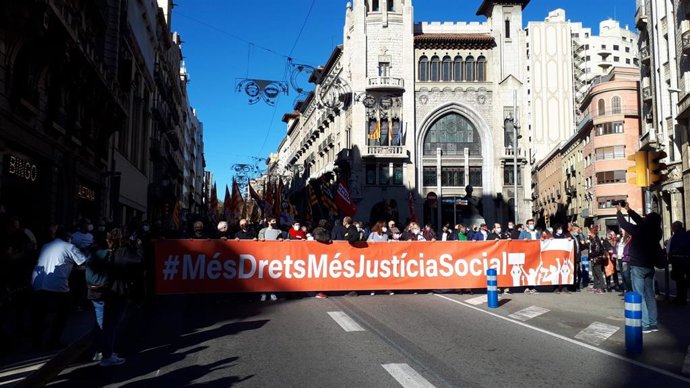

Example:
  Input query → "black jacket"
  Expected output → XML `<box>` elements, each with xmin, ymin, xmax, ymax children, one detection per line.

<box><xmin>343</xmin><ymin>225</ymin><xmax>360</xmax><ymax>243</ymax></box>
<box><xmin>617</xmin><ymin>209</ymin><xmax>661</xmax><ymax>268</ymax></box>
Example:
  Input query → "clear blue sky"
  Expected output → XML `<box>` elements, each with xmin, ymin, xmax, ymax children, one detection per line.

<box><xmin>172</xmin><ymin>0</ymin><xmax>636</xmax><ymax>193</ymax></box>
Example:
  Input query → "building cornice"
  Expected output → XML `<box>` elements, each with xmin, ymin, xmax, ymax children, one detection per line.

<box><xmin>414</xmin><ymin>34</ymin><xmax>496</xmax><ymax>50</ymax></box>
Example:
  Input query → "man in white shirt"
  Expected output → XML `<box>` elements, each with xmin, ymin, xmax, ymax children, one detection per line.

<box><xmin>31</xmin><ymin>226</ymin><xmax>87</xmax><ymax>349</ymax></box>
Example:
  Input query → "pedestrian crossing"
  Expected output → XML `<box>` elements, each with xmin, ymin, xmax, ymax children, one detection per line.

<box><xmin>508</xmin><ymin>306</ymin><xmax>550</xmax><ymax>321</ymax></box>
<box><xmin>458</xmin><ymin>296</ymin><xmax>622</xmax><ymax>347</ymax></box>
<box><xmin>574</xmin><ymin>322</ymin><xmax>620</xmax><ymax>346</ymax></box>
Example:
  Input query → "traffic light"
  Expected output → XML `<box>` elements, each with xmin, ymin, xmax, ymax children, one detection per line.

<box><xmin>627</xmin><ymin>150</ymin><xmax>648</xmax><ymax>187</ymax></box>
<box><xmin>647</xmin><ymin>150</ymin><xmax>668</xmax><ymax>186</ymax></box>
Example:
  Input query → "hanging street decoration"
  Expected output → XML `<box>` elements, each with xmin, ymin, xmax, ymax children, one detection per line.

<box><xmin>235</xmin><ymin>78</ymin><xmax>288</xmax><ymax>106</ymax></box>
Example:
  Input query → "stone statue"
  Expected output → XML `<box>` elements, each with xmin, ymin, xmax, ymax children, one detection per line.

<box><xmin>460</xmin><ymin>185</ymin><xmax>485</xmax><ymax>227</ymax></box>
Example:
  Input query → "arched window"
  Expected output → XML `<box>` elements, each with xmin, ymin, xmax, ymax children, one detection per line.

<box><xmin>465</xmin><ymin>55</ymin><xmax>475</xmax><ymax>81</ymax></box>
<box><xmin>423</xmin><ymin>113</ymin><xmax>481</xmax><ymax>156</ymax></box>
<box><xmin>442</xmin><ymin>56</ymin><xmax>452</xmax><ymax>81</ymax></box>
<box><xmin>453</xmin><ymin>56</ymin><xmax>463</xmax><ymax>81</ymax></box>
<box><xmin>597</xmin><ymin>99</ymin><xmax>606</xmax><ymax>116</ymax></box>
<box><xmin>611</xmin><ymin>96</ymin><xmax>622</xmax><ymax>114</ymax></box>
<box><xmin>430</xmin><ymin>56</ymin><xmax>440</xmax><ymax>81</ymax></box>
<box><xmin>418</xmin><ymin>56</ymin><xmax>428</xmax><ymax>81</ymax></box>
<box><xmin>476</xmin><ymin>56</ymin><xmax>487</xmax><ymax>81</ymax></box>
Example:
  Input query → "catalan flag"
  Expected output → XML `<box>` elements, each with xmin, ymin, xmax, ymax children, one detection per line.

<box><xmin>367</xmin><ymin>120</ymin><xmax>381</xmax><ymax>140</ymax></box>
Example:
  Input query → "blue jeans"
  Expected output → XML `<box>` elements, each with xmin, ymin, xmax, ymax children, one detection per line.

<box><xmin>92</xmin><ymin>298</ymin><xmax>126</xmax><ymax>357</ymax></box>
<box><xmin>92</xmin><ymin>300</ymin><xmax>104</xmax><ymax>329</ymax></box>
<box><xmin>630</xmin><ymin>266</ymin><xmax>657</xmax><ymax>328</ymax></box>
<box><xmin>621</xmin><ymin>262</ymin><xmax>632</xmax><ymax>292</ymax></box>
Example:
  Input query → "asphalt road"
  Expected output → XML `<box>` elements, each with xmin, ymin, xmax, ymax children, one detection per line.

<box><xmin>47</xmin><ymin>290</ymin><xmax>690</xmax><ymax>387</ymax></box>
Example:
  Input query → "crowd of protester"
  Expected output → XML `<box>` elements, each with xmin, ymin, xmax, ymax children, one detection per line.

<box><xmin>1</xmin><ymin>203</ymin><xmax>688</xmax><ymax>365</ymax></box>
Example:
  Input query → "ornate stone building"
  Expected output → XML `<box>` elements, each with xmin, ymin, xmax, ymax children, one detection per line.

<box><xmin>275</xmin><ymin>0</ymin><xmax>532</xmax><ymax>228</ymax></box>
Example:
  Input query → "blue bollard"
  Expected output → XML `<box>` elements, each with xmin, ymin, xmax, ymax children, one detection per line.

<box><xmin>487</xmin><ymin>268</ymin><xmax>499</xmax><ymax>308</ymax></box>
<box><xmin>624</xmin><ymin>291</ymin><xmax>643</xmax><ymax>353</ymax></box>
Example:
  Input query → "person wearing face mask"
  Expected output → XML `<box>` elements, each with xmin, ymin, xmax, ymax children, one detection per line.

<box><xmin>507</xmin><ymin>222</ymin><xmax>520</xmax><ymax>240</ymax></box>
<box><xmin>551</xmin><ymin>224</ymin><xmax>571</xmax><ymax>294</ymax></box>
<box><xmin>288</xmin><ymin>221</ymin><xmax>307</xmax><ymax>240</ymax></box>
<box><xmin>190</xmin><ymin>221</ymin><xmax>208</xmax><ymax>239</ymax></box>
<box><xmin>71</xmin><ymin>219</ymin><xmax>95</xmax><ymax>256</ymax></box>
<box><xmin>518</xmin><ymin>219</ymin><xmax>541</xmax><ymax>294</ymax></box>
<box><xmin>489</xmin><ymin>223</ymin><xmax>510</xmax><ymax>240</ymax></box>
<box><xmin>234</xmin><ymin>219</ymin><xmax>257</xmax><ymax>241</ymax></box>
<box><xmin>455</xmin><ymin>224</ymin><xmax>468</xmax><ymax>241</ymax></box>
<box><xmin>367</xmin><ymin>221</ymin><xmax>389</xmax><ymax>242</ymax></box>
<box><xmin>518</xmin><ymin>219</ymin><xmax>540</xmax><ymax>241</ymax></box>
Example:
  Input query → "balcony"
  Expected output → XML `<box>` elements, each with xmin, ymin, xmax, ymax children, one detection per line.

<box><xmin>635</xmin><ymin>3</ymin><xmax>647</xmax><ymax>28</ymax></box>
<box><xmin>367</xmin><ymin>77</ymin><xmax>405</xmax><ymax>91</ymax></box>
<box><xmin>682</xmin><ymin>21</ymin><xmax>690</xmax><ymax>55</ymax></box>
<box><xmin>640</xmin><ymin>45</ymin><xmax>650</xmax><ymax>63</ymax></box>
<box><xmin>364</xmin><ymin>146</ymin><xmax>407</xmax><ymax>158</ymax></box>
<box><xmin>642</xmin><ymin>86</ymin><xmax>653</xmax><ymax>101</ymax></box>
<box><xmin>503</xmin><ymin>147</ymin><xmax>526</xmax><ymax>158</ymax></box>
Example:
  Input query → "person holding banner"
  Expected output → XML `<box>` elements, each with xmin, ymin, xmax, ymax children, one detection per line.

<box><xmin>519</xmin><ymin>219</ymin><xmax>541</xmax><ymax>294</ymax></box>
<box><xmin>367</xmin><ymin>221</ymin><xmax>389</xmax><ymax>242</ymax></box>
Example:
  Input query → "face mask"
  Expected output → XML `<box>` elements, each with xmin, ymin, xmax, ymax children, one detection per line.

<box><xmin>293</xmin><ymin>225</ymin><xmax>300</xmax><ymax>231</ymax></box>
<box><xmin>87</xmin><ymin>224</ymin><xmax>94</xmax><ymax>232</ymax></box>
<box><xmin>412</xmin><ymin>229</ymin><xmax>420</xmax><ymax>234</ymax></box>
<box><xmin>382</xmin><ymin>227</ymin><xmax>388</xmax><ymax>233</ymax></box>
<box><xmin>528</xmin><ymin>225</ymin><xmax>535</xmax><ymax>231</ymax></box>
<box><xmin>508</xmin><ymin>225</ymin><xmax>514</xmax><ymax>230</ymax></box>
<box><xmin>557</xmin><ymin>229</ymin><xmax>563</xmax><ymax>235</ymax></box>
<box><xmin>143</xmin><ymin>225</ymin><xmax>150</xmax><ymax>232</ymax></box>
<box><xmin>496</xmin><ymin>228</ymin><xmax>502</xmax><ymax>233</ymax></box>
<box><xmin>97</xmin><ymin>226</ymin><xmax>106</xmax><ymax>232</ymax></box>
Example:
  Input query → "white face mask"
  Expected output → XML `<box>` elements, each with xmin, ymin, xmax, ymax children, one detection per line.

<box><xmin>293</xmin><ymin>225</ymin><xmax>300</xmax><ymax>231</ymax></box>
<box><xmin>97</xmin><ymin>226</ymin><xmax>106</xmax><ymax>232</ymax></box>
<box><xmin>382</xmin><ymin>227</ymin><xmax>388</xmax><ymax>233</ymax></box>
<box><xmin>495</xmin><ymin>228</ymin><xmax>502</xmax><ymax>233</ymax></box>
<box><xmin>412</xmin><ymin>229</ymin><xmax>420</xmax><ymax>234</ymax></box>
<box><xmin>87</xmin><ymin>224</ymin><xmax>94</xmax><ymax>232</ymax></box>
<box><xmin>528</xmin><ymin>224</ymin><xmax>535</xmax><ymax>231</ymax></box>
<box><xmin>557</xmin><ymin>229</ymin><xmax>563</xmax><ymax>235</ymax></box>
<box><xmin>143</xmin><ymin>225</ymin><xmax>150</xmax><ymax>232</ymax></box>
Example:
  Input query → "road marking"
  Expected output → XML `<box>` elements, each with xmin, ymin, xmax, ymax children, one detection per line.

<box><xmin>0</xmin><ymin>362</ymin><xmax>45</xmax><ymax>379</ymax></box>
<box><xmin>465</xmin><ymin>295</ymin><xmax>487</xmax><ymax>305</ymax></box>
<box><xmin>434</xmin><ymin>294</ymin><xmax>690</xmax><ymax>384</ymax></box>
<box><xmin>328</xmin><ymin>311</ymin><xmax>365</xmax><ymax>332</ymax></box>
<box><xmin>574</xmin><ymin>322</ymin><xmax>620</xmax><ymax>346</ymax></box>
<box><xmin>508</xmin><ymin>306</ymin><xmax>550</xmax><ymax>321</ymax></box>
<box><xmin>382</xmin><ymin>363</ymin><xmax>436</xmax><ymax>388</ymax></box>
<box><xmin>683</xmin><ymin>346</ymin><xmax>690</xmax><ymax>375</ymax></box>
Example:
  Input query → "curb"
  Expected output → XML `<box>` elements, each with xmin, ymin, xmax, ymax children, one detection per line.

<box><xmin>15</xmin><ymin>332</ymin><xmax>94</xmax><ymax>388</ymax></box>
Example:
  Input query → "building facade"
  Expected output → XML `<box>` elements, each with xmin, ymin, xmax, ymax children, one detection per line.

<box><xmin>525</xmin><ymin>9</ymin><xmax>638</xmax><ymax>164</ymax></box>
<box><xmin>275</xmin><ymin>0</ymin><xmax>532</xmax><ymax>229</ymax></box>
<box><xmin>579</xmin><ymin>67</ymin><xmax>644</xmax><ymax>231</ymax></box>
<box><xmin>0</xmin><ymin>0</ymin><xmax>204</xmax><ymax>232</ymax></box>
<box><xmin>636</xmin><ymin>0</ymin><xmax>686</xmax><ymax>239</ymax></box>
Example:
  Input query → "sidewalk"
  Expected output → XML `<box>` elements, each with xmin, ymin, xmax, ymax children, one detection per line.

<box><xmin>0</xmin><ymin>307</ymin><xmax>94</xmax><ymax>387</ymax></box>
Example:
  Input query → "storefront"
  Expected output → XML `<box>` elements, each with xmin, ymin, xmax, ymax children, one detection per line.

<box><xmin>0</xmin><ymin>151</ymin><xmax>51</xmax><ymax>233</ymax></box>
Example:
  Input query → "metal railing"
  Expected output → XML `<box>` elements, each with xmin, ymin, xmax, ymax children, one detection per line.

<box><xmin>367</xmin><ymin>77</ymin><xmax>405</xmax><ymax>89</ymax></box>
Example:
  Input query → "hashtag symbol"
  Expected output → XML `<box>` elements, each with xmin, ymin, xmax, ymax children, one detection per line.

<box><xmin>163</xmin><ymin>255</ymin><xmax>180</xmax><ymax>280</ymax></box>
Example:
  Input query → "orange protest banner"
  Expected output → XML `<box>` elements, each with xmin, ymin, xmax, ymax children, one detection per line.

<box><xmin>154</xmin><ymin>239</ymin><xmax>574</xmax><ymax>294</ymax></box>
